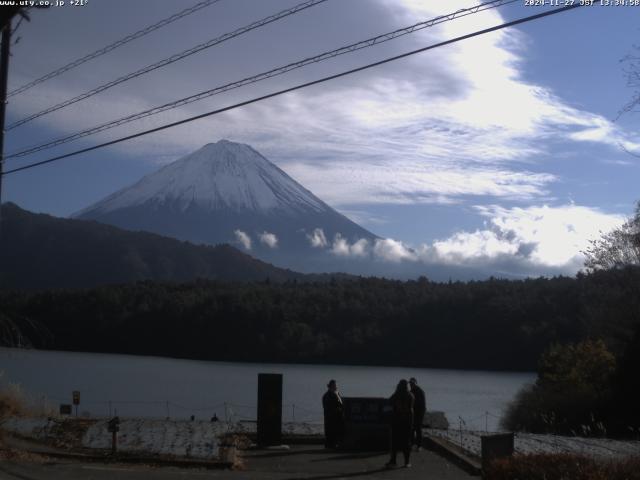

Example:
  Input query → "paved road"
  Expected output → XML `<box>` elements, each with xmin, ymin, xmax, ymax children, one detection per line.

<box><xmin>0</xmin><ymin>445</ymin><xmax>475</xmax><ymax>479</ymax></box>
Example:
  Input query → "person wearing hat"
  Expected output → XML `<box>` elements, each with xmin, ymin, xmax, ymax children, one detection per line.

<box><xmin>322</xmin><ymin>379</ymin><xmax>344</xmax><ymax>449</ymax></box>
<box><xmin>409</xmin><ymin>377</ymin><xmax>426</xmax><ymax>450</ymax></box>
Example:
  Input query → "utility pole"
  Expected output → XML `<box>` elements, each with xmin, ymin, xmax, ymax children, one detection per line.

<box><xmin>0</xmin><ymin>20</ymin><xmax>11</xmax><ymax>239</ymax></box>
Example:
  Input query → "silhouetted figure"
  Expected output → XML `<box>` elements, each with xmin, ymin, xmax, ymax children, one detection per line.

<box><xmin>409</xmin><ymin>377</ymin><xmax>426</xmax><ymax>450</ymax></box>
<box><xmin>190</xmin><ymin>415</ymin><xmax>195</xmax><ymax>421</ymax></box>
<box><xmin>322</xmin><ymin>379</ymin><xmax>344</xmax><ymax>449</ymax></box>
<box><xmin>386</xmin><ymin>379</ymin><xmax>414</xmax><ymax>468</ymax></box>
<box><xmin>211</xmin><ymin>413</ymin><xmax>219</xmax><ymax>422</ymax></box>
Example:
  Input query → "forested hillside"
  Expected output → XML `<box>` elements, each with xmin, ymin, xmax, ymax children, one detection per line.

<box><xmin>2</xmin><ymin>267</ymin><xmax>639</xmax><ymax>371</ymax></box>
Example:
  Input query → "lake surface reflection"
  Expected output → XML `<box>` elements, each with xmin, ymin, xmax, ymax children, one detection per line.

<box><xmin>0</xmin><ymin>347</ymin><xmax>534</xmax><ymax>431</ymax></box>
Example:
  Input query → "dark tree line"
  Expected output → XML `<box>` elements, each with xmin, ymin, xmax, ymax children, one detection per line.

<box><xmin>1</xmin><ymin>267</ymin><xmax>639</xmax><ymax>372</ymax></box>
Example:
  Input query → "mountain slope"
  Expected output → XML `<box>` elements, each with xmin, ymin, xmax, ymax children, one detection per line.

<box><xmin>75</xmin><ymin>140</ymin><xmax>328</xmax><ymax>216</ymax></box>
<box><xmin>0</xmin><ymin>203</ymin><xmax>303</xmax><ymax>290</ymax></box>
<box><xmin>74</xmin><ymin>140</ymin><xmax>378</xmax><ymax>272</ymax></box>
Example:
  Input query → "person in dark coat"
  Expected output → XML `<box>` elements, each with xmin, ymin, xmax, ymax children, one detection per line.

<box><xmin>409</xmin><ymin>377</ymin><xmax>426</xmax><ymax>450</ymax></box>
<box><xmin>322</xmin><ymin>379</ymin><xmax>344</xmax><ymax>448</ymax></box>
<box><xmin>386</xmin><ymin>379</ymin><xmax>414</xmax><ymax>468</ymax></box>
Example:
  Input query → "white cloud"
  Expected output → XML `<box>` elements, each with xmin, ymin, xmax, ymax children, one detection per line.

<box><xmin>310</xmin><ymin>204</ymin><xmax>625</xmax><ymax>276</ymax></box>
<box><xmin>428</xmin><ymin>230</ymin><xmax>518</xmax><ymax>262</ymax></box>
<box><xmin>323</xmin><ymin>233</ymin><xmax>417</xmax><ymax>262</ymax></box>
<box><xmin>330</xmin><ymin>234</ymin><xmax>351</xmax><ymax>256</ymax></box>
<box><xmin>283</xmin><ymin>160</ymin><xmax>556</xmax><ymax>206</ymax></box>
<box><xmin>330</xmin><ymin>234</ymin><xmax>369</xmax><ymax>258</ymax></box>
<box><xmin>234</xmin><ymin>229</ymin><xmax>252</xmax><ymax>251</ymax></box>
<box><xmin>419</xmin><ymin>204</ymin><xmax>626</xmax><ymax>274</ymax></box>
<box><xmin>258</xmin><ymin>231</ymin><xmax>278</xmax><ymax>248</ymax></box>
<box><xmin>466</xmin><ymin>204</ymin><xmax>625</xmax><ymax>268</ymax></box>
<box><xmin>307</xmin><ymin>228</ymin><xmax>328</xmax><ymax>248</ymax></box>
<box><xmin>350</xmin><ymin>238</ymin><xmax>370</xmax><ymax>257</ymax></box>
<box><xmin>373</xmin><ymin>238</ymin><xmax>417</xmax><ymax>263</ymax></box>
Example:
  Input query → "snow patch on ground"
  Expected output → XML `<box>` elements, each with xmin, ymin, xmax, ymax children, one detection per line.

<box><xmin>428</xmin><ymin>429</ymin><xmax>640</xmax><ymax>460</ymax></box>
<box><xmin>2</xmin><ymin>416</ymin><xmax>324</xmax><ymax>459</ymax></box>
<box><xmin>1</xmin><ymin>417</ymin><xmax>53</xmax><ymax>440</ymax></box>
<box><xmin>2</xmin><ymin>417</ymin><xmax>229</xmax><ymax>459</ymax></box>
<box><xmin>83</xmin><ymin>418</ymin><xmax>225</xmax><ymax>458</ymax></box>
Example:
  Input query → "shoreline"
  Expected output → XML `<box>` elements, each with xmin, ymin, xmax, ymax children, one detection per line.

<box><xmin>0</xmin><ymin>346</ymin><xmax>537</xmax><ymax>376</ymax></box>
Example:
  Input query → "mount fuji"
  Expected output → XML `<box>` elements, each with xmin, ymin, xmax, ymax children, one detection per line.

<box><xmin>75</xmin><ymin>140</ymin><xmax>378</xmax><ymax>272</ymax></box>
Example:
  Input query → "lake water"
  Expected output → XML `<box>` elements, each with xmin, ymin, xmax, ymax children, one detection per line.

<box><xmin>0</xmin><ymin>347</ymin><xmax>534</xmax><ymax>431</ymax></box>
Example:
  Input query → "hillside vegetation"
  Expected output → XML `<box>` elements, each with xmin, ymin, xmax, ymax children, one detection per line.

<box><xmin>1</xmin><ymin>267</ymin><xmax>639</xmax><ymax>371</ymax></box>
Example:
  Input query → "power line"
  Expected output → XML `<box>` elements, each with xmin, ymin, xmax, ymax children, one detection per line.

<box><xmin>7</xmin><ymin>0</ymin><xmax>221</xmax><ymax>98</ymax></box>
<box><xmin>1</xmin><ymin>4</ymin><xmax>583</xmax><ymax>177</ymax></box>
<box><xmin>6</xmin><ymin>0</ymin><xmax>329</xmax><ymax>130</ymax></box>
<box><xmin>6</xmin><ymin>0</ymin><xmax>517</xmax><ymax>160</ymax></box>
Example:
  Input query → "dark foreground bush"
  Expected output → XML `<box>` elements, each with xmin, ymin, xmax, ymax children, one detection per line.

<box><xmin>501</xmin><ymin>339</ymin><xmax>615</xmax><ymax>435</ymax></box>
<box><xmin>500</xmin><ymin>384</ymin><xmax>609</xmax><ymax>435</ymax></box>
<box><xmin>485</xmin><ymin>453</ymin><xmax>640</xmax><ymax>480</ymax></box>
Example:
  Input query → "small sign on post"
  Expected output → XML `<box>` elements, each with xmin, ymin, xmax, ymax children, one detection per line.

<box><xmin>108</xmin><ymin>416</ymin><xmax>120</xmax><ymax>454</ymax></box>
<box><xmin>72</xmin><ymin>390</ymin><xmax>80</xmax><ymax>417</ymax></box>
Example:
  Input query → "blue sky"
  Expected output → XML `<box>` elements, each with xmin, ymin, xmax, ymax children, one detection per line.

<box><xmin>2</xmin><ymin>0</ymin><xmax>639</xmax><ymax>278</ymax></box>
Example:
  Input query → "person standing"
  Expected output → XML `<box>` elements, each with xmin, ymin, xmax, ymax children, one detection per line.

<box><xmin>386</xmin><ymin>379</ymin><xmax>414</xmax><ymax>468</ymax></box>
<box><xmin>409</xmin><ymin>377</ymin><xmax>426</xmax><ymax>450</ymax></box>
<box><xmin>322</xmin><ymin>379</ymin><xmax>344</xmax><ymax>449</ymax></box>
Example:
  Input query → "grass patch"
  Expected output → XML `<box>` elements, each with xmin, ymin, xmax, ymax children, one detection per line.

<box><xmin>0</xmin><ymin>372</ymin><xmax>55</xmax><ymax>421</ymax></box>
<box><xmin>0</xmin><ymin>372</ymin><xmax>55</xmax><ymax>447</ymax></box>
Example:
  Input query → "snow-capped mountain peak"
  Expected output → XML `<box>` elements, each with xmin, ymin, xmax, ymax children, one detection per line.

<box><xmin>75</xmin><ymin>140</ymin><xmax>328</xmax><ymax>216</ymax></box>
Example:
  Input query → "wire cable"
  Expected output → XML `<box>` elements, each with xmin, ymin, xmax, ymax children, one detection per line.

<box><xmin>6</xmin><ymin>0</ymin><xmax>329</xmax><ymax>130</ymax></box>
<box><xmin>6</xmin><ymin>0</ymin><xmax>517</xmax><ymax>159</ymax></box>
<box><xmin>1</xmin><ymin>4</ymin><xmax>583</xmax><ymax>177</ymax></box>
<box><xmin>8</xmin><ymin>0</ymin><xmax>221</xmax><ymax>98</ymax></box>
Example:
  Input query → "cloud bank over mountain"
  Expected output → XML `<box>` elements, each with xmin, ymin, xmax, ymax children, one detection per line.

<box><xmin>308</xmin><ymin>204</ymin><xmax>625</xmax><ymax>277</ymax></box>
